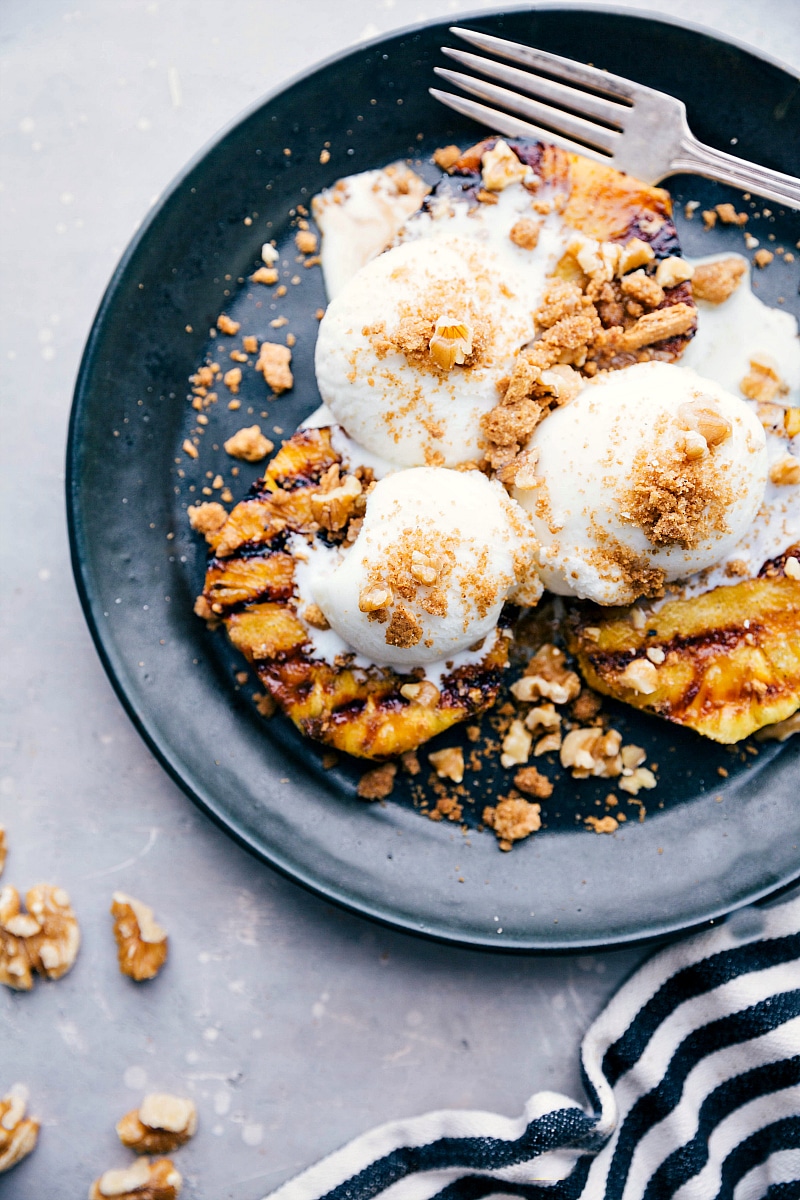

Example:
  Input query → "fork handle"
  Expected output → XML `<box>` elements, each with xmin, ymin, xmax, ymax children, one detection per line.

<box><xmin>672</xmin><ymin>134</ymin><xmax>800</xmax><ymax>210</ymax></box>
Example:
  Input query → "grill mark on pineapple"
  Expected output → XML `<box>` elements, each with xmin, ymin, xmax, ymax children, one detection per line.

<box><xmin>587</xmin><ymin>622</ymin><xmax>764</xmax><ymax>675</ymax></box>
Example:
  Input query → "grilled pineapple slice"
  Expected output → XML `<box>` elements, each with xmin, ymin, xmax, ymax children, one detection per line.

<box><xmin>198</xmin><ymin>428</ymin><xmax>509</xmax><ymax>760</ymax></box>
<box><xmin>566</xmin><ymin>551</ymin><xmax>800</xmax><ymax>743</ymax></box>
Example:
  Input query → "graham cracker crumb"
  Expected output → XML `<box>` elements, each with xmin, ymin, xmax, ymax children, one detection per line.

<box><xmin>223</xmin><ymin>425</ymin><xmax>274</xmax><ymax>462</ymax></box>
<box><xmin>509</xmin><ymin>218</ymin><xmax>541</xmax><ymax>250</ymax></box>
<box><xmin>691</xmin><ymin>257</ymin><xmax>746</xmax><ymax>304</ymax></box>
<box><xmin>357</xmin><ymin>763</ymin><xmax>397</xmax><ymax>800</ymax></box>
<box><xmin>187</xmin><ymin>502</ymin><xmax>228</xmax><ymax>540</ymax></box>
<box><xmin>251</xmin><ymin>267</ymin><xmax>279</xmax><ymax>285</ymax></box>
<box><xmin>513</xmin><ymin>766</ymin><xmax>553</xmax><ymax>798</ymax></box>
<box><xmin>256</xmin><ymin>342</ymin><xmax>294</xmax><ymax>393</ymax></box>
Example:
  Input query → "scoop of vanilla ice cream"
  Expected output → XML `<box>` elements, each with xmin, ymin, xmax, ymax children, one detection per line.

<box><xmin>513</xmin><ymin>361</ymin><xmax>768</xmax><ymax>605</ymax></box>
<box><xmin>312</xmin><ymin>467</ymin><xmax>536</xmax><ymax>667</ymax></box>
<box><xmin>314</xmin><ymin>237</ymin><xmax>542</xmax><ymax>468</ymax></box>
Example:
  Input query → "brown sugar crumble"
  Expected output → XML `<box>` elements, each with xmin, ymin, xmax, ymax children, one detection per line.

<box><xmin>295</xmin><ymin>230</ymin><xmax>318</xmax><ymax>254</ymax></box>
<box><xmin>714</xmin><ymin>203</ymin><xmax>748</xmax><ymax>226</ymax></box>
<box><xmin>483</xmin><ymin>796</ymin><xmax>542</xmax><ymax>851</ymax></box>
<box><xmin>513</xmin><ymin>765</ymin><xmax>553</xmax><ymax>798</ymax></box>
<box><xmin>251</xmin><ymin>267</ymin><xmax>279</xmax><ymax>285</ymax></box>
<box><xmin>691</xmin><ymin>257</ymin><xmax>746</xmax><ymax>304</ymax></box>
<box><xmin>216</xmin><ymin>313</ymin><xmax>240</xmax><ymax>335</ymax></box>
<box><xmin>223</xmin><ymin>425</ymin><xmax>274</xmax><ymax>462</ymax></box>
<box><xmin>187</xmin><ymin>501</ymin><xmax>228</xmax><ymax>541</ymax></box>
<box><xmin>256</xmin><ymin>341</ymin><xmax>294</xmax><ymax>393</ymax></box>
<box><xmin>509</xmin><ymin>218</ymin><xmax>541</xmax><ymax>250</ymax></box>
<box><xmin>357</xmin><ymin>763</ymin><xmax>397</xmax><ymax>800</ymax></box>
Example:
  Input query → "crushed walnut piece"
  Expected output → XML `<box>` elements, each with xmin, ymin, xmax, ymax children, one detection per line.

<box><xmin>400</xmin><ymin>681</ymin><xmax>440</xmax><ymax>709</ymax></box>
<box><xmin>429</xmin><ymin>747</ymin><xmax>465</xmax><ymax>784</ymax></box>
<box><xmin>514</xmin><ymin>644</ymin><xmax>581</xmax><ymax>705</ymax></box>
<box><xmin>0</xmin><ymin>1086</ymin><xmax>39</xmax><ymax>1174</ymax></box>
<box><xmin>619</xmin><ymin>767</ymin><xmax>657</xmax><ymax>795</ymax></box>
<box><xmin>357</xmin><ymin>763</ymin><xmax>397</xmax><ymax>800</ymax></box>
<box><xmin>255</xmin><ymin>341</ymin><xmax>294</xmax><ymax>393</ymax></box>
<box><xmin>303</xmin><ymin>604</ymin><xmax>330</xmax><ymax>630</ymax></box>
<box><xmin>654</xmin><ymin>256</ymin><xmax>693</xmax><ymax>289</ymax></box>
<box><xmin>187</xmin><ymin>502</ymin><xmax>227</xmax><ymax>541</ymax></box>
<box><xmin>223</xmin><ymin>425</ymin><xmax>274</xmax><ymax>463</ymax></box>
<box><xmin>501</xmin><ymin>719</ymin><xmax>533</xmax><ymax>768</ymax></box>
<box><xmin>480</xmin><ymin>139</ymin><xmax>527</xmax><ymax>190</ymax></box>
<box><xmin>310</xmin><ymin>470</ymin><xmax>363</xmax><ymax>532</ymax></box>
<box><xmin>216</xmin><ymin>314</ymin><xmax>240</xmax><ymax>335</ymax></box>
<box><xmin>88</xmin><ymin>1157</ymin><xmax>182</xmax><ymax>1200</ymax></box>
<box><xmin>111</xmin><ymin>893</ymin><xmax>168</xmax><ymax>982</ymax></box>
<box><xmin>0</xmin><ymin>884</ymin><xmax>80</xmax><ymax>991</ymax></box>
<box><xmin>691</xmin><ymin>257</ymin><xmax>746</xmax><ymax>304</ymax></box>
<box><xmin>117</xmin><ymin>1095</ymin><xmax>197</xmax><ymax>1155</ymax></box>
<box><xmin>740</xmin><ymin>354</ymin><xmax>789</xmax><ymax>404</ymax></box>
<box><xmin>770</xmin><ymin>455</ymin><xmax>800</xmax><ymax>486</ymax></box>
<box><xmin>524</xmin><ymin>703</ymin><xmax>562</xmax><ymax>734</ymax></box>
<box><xmin>513</xmin><ymin>765</ymin><xmax>553</xmax><ymax>799</ymax></box>
<box><xmin>617</xmin><ymin>658</ymin><xmax>660</xmax><ymax>695</ymax></box>
<box><xmin>560</xmin><ymin>728</ymin><xmax>623</xmax><ymax>779</ymax></box>
<box><xmin>429</xmin><ymin>317</ymin><xmax>474</xmax><ymax>371</ymax></box>
<box><xmin>433</xmin><ymin>144</ymin><xmax>461</xmax><ymax>171</ymax></box>
<box><xmin>483</xmin><ymin>796</ymin><xmax>541</xmax><ymax>850</ymax></box>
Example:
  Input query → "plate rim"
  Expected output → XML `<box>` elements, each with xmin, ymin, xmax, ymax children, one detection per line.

<box><xmin>67</xmin><ymin>4</ymin><xmax>800</xmax><ymax>953</ymax></box>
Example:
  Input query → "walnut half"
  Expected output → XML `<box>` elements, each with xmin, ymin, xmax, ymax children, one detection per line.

<box><xmin>111</xmin><ymin>894</ymin><xmax>168</xmax><ymax>982</ymax></box>
<box><xmin>0</xmin><ymin>884</ymin><xmax>80</xmax><ymax>991</ymax></box>
<box><xmin>0</xmin><ymin>1086</ymin><xmax>39</xmax><ymax>1174</ymax></box>
<box><xmin>117</xmin><ymin>1094</ymin><xmax>197</xmax><ymax>1155</ymax></box>
<box><xmin>88</xmin><ymin>1156</ymin><xmax>182</xmax><ymax>1199</ymax></box>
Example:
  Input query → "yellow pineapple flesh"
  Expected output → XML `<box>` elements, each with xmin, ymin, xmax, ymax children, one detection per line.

<box><xmin>566</xmin><ymin>552</ymin><xmax>800</xmax><ymax>743</ymax></box>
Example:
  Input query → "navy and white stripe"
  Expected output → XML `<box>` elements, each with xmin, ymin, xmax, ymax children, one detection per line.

<box><xmin>265</xmin><ymin>897</ymin><xmax>800</xmax><ymax>1200</ymax></box>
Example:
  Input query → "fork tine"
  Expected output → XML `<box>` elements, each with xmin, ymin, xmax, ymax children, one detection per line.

<box><xmin>450</xmin><ymin>26</ymin><xmax>638</xmax><ymax>103</ymax></box>
<box><xmin>434</xmin><ymin>67</ymin><xmax>619</xmax><ymax>154</ymax></box>
<box><xmin>428</xmin><ymin>88</ymin><xmax>611</xmax><ymax>166</ymax></box>
<box><xmin>441</xmin><ymin>47</ymin><xmax>627</xmax><ymax>127</ymax></box>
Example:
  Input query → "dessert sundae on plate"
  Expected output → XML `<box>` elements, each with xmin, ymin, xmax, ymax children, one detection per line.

<box><xmin>189</xmin><ymin>137</ymin><xmax>800</xmax><ymax>835</ymax></box>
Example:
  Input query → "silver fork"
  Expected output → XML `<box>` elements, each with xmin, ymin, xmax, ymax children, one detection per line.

<box><xmin>431</xmin><ymin>27</ymin><xmax>800</xmax><ymax>210</ymax></box>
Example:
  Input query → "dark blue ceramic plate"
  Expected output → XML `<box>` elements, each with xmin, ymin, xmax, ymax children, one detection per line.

<box><xmin>67</xmin><ymin>7</ymin><xmax>800</xmax><ymax>950</ymax></box>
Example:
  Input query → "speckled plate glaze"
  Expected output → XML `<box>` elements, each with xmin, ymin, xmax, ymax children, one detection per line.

<box><xmin>67</xmin><ymin>7</ymin><xmax>800</xmax><ymax>950</ymax></box>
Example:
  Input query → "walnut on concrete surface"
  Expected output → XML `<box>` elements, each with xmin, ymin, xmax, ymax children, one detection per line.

<box><xmin>117</xmin><ymin>1094</ymin><xmax>197</xmax><ymax>1155</ymax></box>
<box><xmin>111</xmin><ymin>894</ymin><xmax>168</xmax><ymax>982</ymax></box>
<box><xmin>88</xmin><ymin>1156</ymin><xmax>182</xmax><ymax>1199</ymax></box>
<box><xmin>0</xmin><ymin>1086</ymin><xmax>39</xmax><ymax>1173</ymax></box>
<box><xmin>0</xmin><ymin>884</ymin><xmax>80</xmax><ymax>991</ymax></box>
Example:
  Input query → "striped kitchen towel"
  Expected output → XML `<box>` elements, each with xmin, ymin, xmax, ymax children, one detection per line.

<box><xmin>265</xmin><ymin>894</ymin><xmax>800</xmax><ymax>1200</ymax></box>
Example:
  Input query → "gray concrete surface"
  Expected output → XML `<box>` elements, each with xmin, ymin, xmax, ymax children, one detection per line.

<box><xmin>1</xmin><ymin>2</ymin><xmax>798</xmax><ymax>1196</ymax></box>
